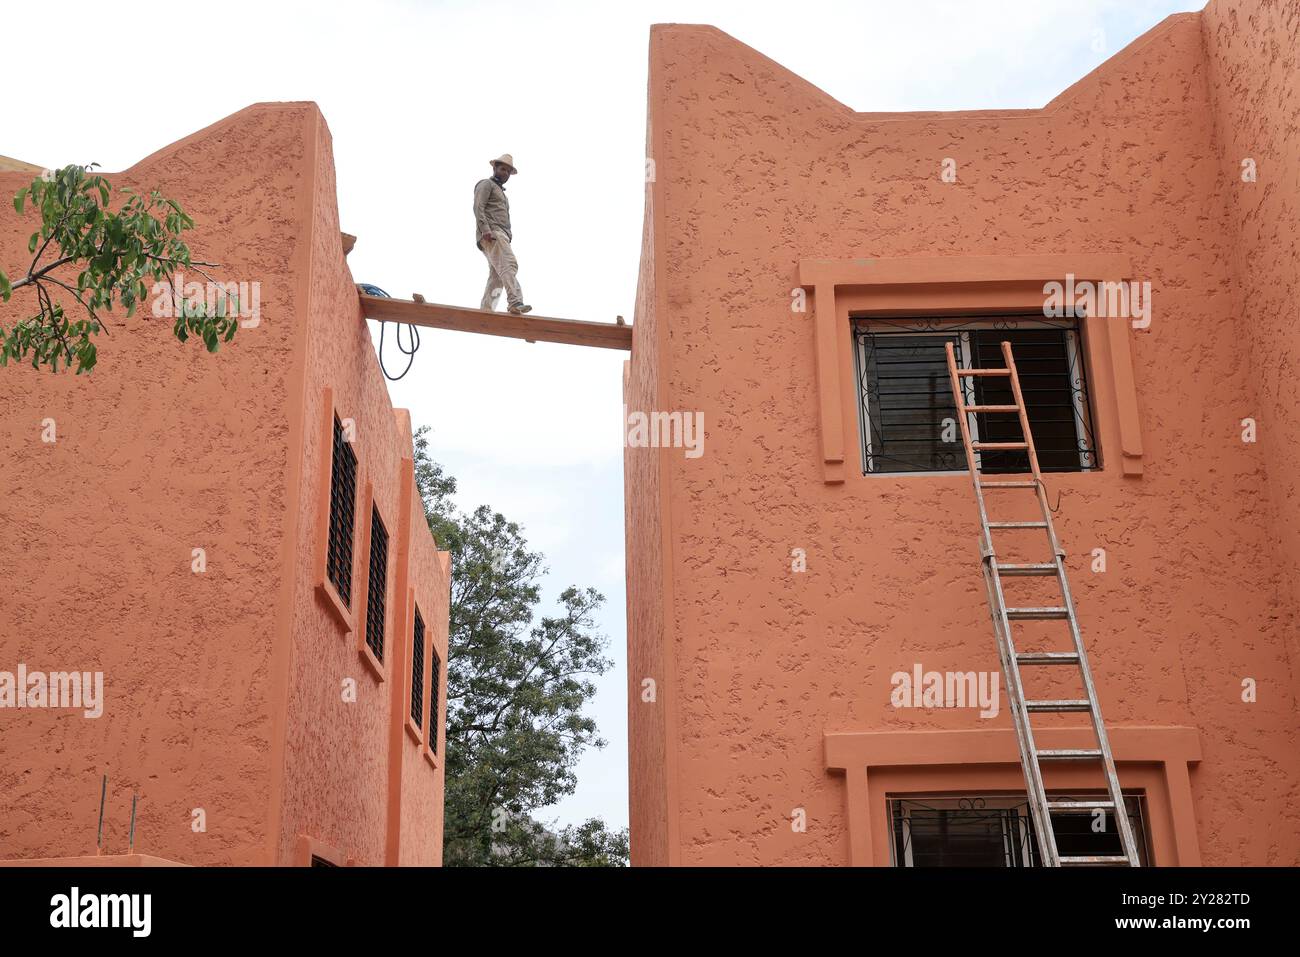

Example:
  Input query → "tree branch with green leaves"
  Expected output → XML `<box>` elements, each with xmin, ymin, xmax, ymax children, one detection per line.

<box><xmin>0</xmin><ymin>164</ymin><xmax>239</xmax><ymax>374</ymax></box>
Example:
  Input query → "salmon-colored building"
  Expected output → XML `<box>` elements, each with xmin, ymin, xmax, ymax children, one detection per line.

<box><xmin>624</xmin><ymin>1</ymin><xmax>1300</xmax><ymax>866</ymax></box>
<box><xmin>0</xmin><ymin>105</ymin><xmax>449</xmax><ymax>866</ymax></box>
<box><xmin>3</xmin><ymin>1</ymin><xmax>1297</xmax><ymax>873</ymax></box>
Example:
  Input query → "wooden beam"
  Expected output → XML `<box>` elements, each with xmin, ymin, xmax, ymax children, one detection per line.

<box><xmin>358</xmin><ymin>291</ymin><xmax>631</xmax><ymax>351</ymax></box>
<box><xmin>0</xmin><ymin>154</ymin><xmax>43</xmax><ymax>174</ymax></box>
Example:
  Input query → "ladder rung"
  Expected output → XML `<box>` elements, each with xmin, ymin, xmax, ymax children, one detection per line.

<box><xmin>1048</xmin><ymin>800</ymin><xmax>1115</xmax><ymax>810</ymax></box>
<box><xmin>1060</xmin><ymin>856</ymin><xmax>1131</xmax><ymax>866</ymax></box>
<box><xmin>971</xmin><ymin>441</ymin><xmax>1028</xmax><ymax>451</ymax></box>
<box><xmin>1006</xmin><ymin>606</ymin><xmax>1069</xmax><ymax>620</ymax></box>
<box><xmin>987</xmin><ymin>521</ymin><xmax>1048</xmax><ymax>529</ymax></box>
<box><xmin>979</xmin><ymin>480</ymin><xmax>1038</xmax><ymax>489</ymax></box>
<box><xmin>996</xmin><ymin>563</ymin><xmax>1057</xmax><ymax>577</ymax></box>
<box><xmin>1026</xmin><ymin>699</ymin><xmax>1092</xmax><ymax>713</ymax></box>
<box><xmin>955</xmin><ymin>368</ymin><xmax>1011</xmax><ymax>377</ymax></box>
<box><xmin>1016</xmin><ymin>652</ymin><xmax>1080</xmax><ymax>666</ymax></box>
<box><xmin>1037</xmin><ymin>749</ymin><xmax>1102</xmax><ymax>760</ymax></box>
<box><xmin>963</xmin><ymin>404</ymin><xmax>1021</xmax><ymax>413</ymax></box>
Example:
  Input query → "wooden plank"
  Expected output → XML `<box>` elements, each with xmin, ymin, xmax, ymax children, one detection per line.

<box><xmin>358</xmin><ymin>292</ymin><xmax>632</xmax><ymax>351</ymax></box>
<box><xmin>0</xmin><ymin>154</ymin><xmax>43</xmax><ymax>174</ymax></box>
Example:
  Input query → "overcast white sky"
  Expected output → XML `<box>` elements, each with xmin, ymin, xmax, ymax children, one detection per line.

<box><xmin>4</xmin><ymin>0</ymin><xmax>1205</xmax><ymax>834</ymax></box>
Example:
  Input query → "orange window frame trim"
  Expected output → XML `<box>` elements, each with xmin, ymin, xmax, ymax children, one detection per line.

<box><xmin>356</xmin><ymin>481</ymin><xmax>390</xmax><ymax>683</ymax></box>
<box><xmin>314</xmin><ymin>387</ymin><xmax>363</xmax><ymax>633</ymax></box>
<box><xmin>797</xmin><ymin>254</ymin><xmax>1146</xmax><ymax>484</ymax></box>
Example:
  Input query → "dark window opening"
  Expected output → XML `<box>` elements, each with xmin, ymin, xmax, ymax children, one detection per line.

<box><xmin>365</xmin><ymin>506</ymin><xmax>388</xmax><ymax>663</ymax></box>
<box><xmin>968</xmin><ymin>329</ymin><xmax>1092</xmax><ymax>473</ymax></box>
<box><xmin>310</xmin><ymin>855</ymin><xmax>338</xmax><ymax>868</ymax></box>
<box><xmin>428</xmin><ymin>648</ymin><xmax>442</xmax><ymax>755</ymax></box>
<box><xmin>326</xmin><ymin>416</ymin><xmax>358</xmax><ymax>605</ymax></box>
<box><xmin>410</xmin><ymin>607</ymin><xmax>426</xmax><ymax>729</ymax></box>
<box><xmin>854</xmin><ymin>319</ymin><xmax>1097</xmax><ymax>474</ymax></box>
<box><xmin>889</xmin><ymin>794</ymin><xmax>1149</xmax><ymax>867</ymax></box>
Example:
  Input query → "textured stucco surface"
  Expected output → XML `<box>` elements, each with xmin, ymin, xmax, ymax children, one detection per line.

<box><xmin>276</xmin><ymin>112</ymin><xmax>446</xmax><ymax>867</ymax></box>
<box><xmin>0</xmin><ymin>106</ymin><xmax>303</xmax><ymax>864</ymax></box>
<box><xmin>627</xmin><ymin>8</ymin><xmax>1300</xmax><ymax>865</ymax></box>
<box><xmin>398</xmin><ymin>478</ymin><xmax>450</xmax><ymax>868</ymax></box>
<box><xmin>0</xmin><ymin>103</ymin><xmax>447</xmax><ymax>866</ymax></box>
<box><xmin>1202</xmin><ymin>0</ymin><xmax>1300</xmax><ymax>670</ymax></box>
<box><xmin>624</xmin><ymin>143</ymin><xmax>673</xmax><ymax>866</ymax></box>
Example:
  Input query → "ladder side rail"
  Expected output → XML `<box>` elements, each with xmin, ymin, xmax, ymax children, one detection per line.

<box><xmin>1048</xmin><ymin>548</ymin><xmax>1142</xmax><ymax>867</ymax></box>
<box><xmin>983</xmin><ymin>555</ymin><xmax>1061</xmax><ymax>866</ymax></box>
<box><xmin>944</xmin><ymin>342</ymin><xmax>992</xmax><ymax>549</ymax></box>
<box><xmin>1000</xmin><ymin>340</ymin><xmax>1046</xmax><ymax>484</ymax></box>
<box><xmin>947</xmin><ymin>342</ymin><xmax>1060</xmax><ymax>865</ymax></box>
<box><xmin>1000</xmin><ymin>341</ymin><xmax>1140</xmax><ymax>867</ymax></box>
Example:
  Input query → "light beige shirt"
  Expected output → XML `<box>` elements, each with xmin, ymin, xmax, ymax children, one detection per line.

<box><xmin>473</xmin><ymin>177</ymin><xmax>512</xmax><ymax>249</ymax></box>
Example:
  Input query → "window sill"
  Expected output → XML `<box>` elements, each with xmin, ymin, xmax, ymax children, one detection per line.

<box><xmin>423</xmin><ymin>747</ymin><xmax>440</xmax><ymax>771</ymax></box>
<box><xmin>315</xmin><ymin>580</ymin><xmax>353</xmax><ymax>633</ymax></box>
<box><xmin>358</xmin><ymin>642</ymin><xmax>385</xmax><ymax>683</ymax></box>
<box><xmin>863</xmin><ymin>469</ymin><xmax>968</xmax><ymax>478</ymax></box>
<box><xmin>404</xmin><ymin>715</ymin><xmax>424</xmax><ymax>747</ymax></box>
<box><xmin>861</xmin><ymin>469</ymin><xmax>1103</xmax><ymax>478</ymax></box>
<box><xmin>295</xmin><ymin>834</ymin><xmax>353</xmax><ymax>867</ymax></box>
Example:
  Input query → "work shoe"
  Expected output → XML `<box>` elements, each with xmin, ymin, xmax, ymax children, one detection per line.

<box><xmin>508</xmin><ymin>303</ymin><xmax>533</xmax><ymax>315</ymax></box>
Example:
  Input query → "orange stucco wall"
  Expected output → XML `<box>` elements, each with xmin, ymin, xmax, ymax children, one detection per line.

<box><xmin>0</xmin><ymin>103</ymin><xmax>447</xmax><ymax>866</ymax></box>
<box><xmin>623</xmin><ymin>128</ymin><xmax>675</xmax><ymax>865</ymax></box>
<box><xmin>273</xmin><ymin>105</ymin><xmax>449</xmax><ymax>867</ymax></box>
<box><xmin>398</xmin><ymin>499</ymin><xmax>450</xmax><ymax>868</ymax></box>
<box><xmin>1201</xmin><ymin>0</ymin><xmax>1300</xmax><ymax>671</ymax></box>
<box><xmin>626</xmin><ymin>7</ymin><xmax>1300</xmax><ymax>866</ymax></box>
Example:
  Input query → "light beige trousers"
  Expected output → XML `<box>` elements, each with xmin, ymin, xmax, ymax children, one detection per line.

<box><xmin>479</xmin><ymin>228</ymin><xmax>524</xmax><ymax>311</ymax></box>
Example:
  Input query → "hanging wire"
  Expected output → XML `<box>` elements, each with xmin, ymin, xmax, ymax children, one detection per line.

<box><xmin>379</xmin><ymin>318</ymin><xmax>420</xmax><ymax>381</ymax></box>
<box><xmin>358</xmin><ymin>283</ymin><xmax>420</xmax><ymax>381</ymax></box>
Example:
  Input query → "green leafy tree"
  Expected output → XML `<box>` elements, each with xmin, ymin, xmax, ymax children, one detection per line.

<box><xmin>413</xmin><ymin>426</ymin><xmax>628</xmax><ymax>866</ymax></box>
<box><xmin>0</xmin><ymin>164</ymin><xmax>237</xmax><ymax>373</ymax></box>
<box><xmin>486</xmin><ymin>816</ymin><xmax>630</xmax><ymax>868</ymax></box>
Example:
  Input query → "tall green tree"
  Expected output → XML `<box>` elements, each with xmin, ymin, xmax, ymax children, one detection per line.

<box><xmin>413</xmin><ymin>427</ymin><xmax>628</xmax><ymax>866</ymax></box>
<box><xmin>0</xmin><ymin>164</ymin><xmax>237</xmax><ymax>373</ymax></box>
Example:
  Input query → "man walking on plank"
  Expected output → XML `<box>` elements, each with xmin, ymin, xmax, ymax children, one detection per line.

<box><xmin>474</xmin><ymin>154</ymin><xmax>532</xmax><ymax>316</ymax></box>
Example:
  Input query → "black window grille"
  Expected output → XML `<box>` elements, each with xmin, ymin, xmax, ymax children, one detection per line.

<box><xmin>326</xmin><ymin>416</ymin><xmax>358</xmax><ymax>605</ymax></box>
<box><xmin>889</xmin><ymin>794</ymin><xmax>1149</xmax><ymax>867</ymax></box>
<box><xmin>854</xmin><ymin>318</ymin><xmax>1097</xmax><ymax>474</ymax></box>
<box><xmin>857</xmin><ymin>331</ymin><xmax>963</xmax><ymax>473</ymax></box>
<box><xmin>410</xmin><ymin>607</ymin><xmax>426</xmax><ymax>729</ymax></box>
<box><xmin>968</xmin><ymin>329</ymin><xmax>1093</xmax><ymax>473</ymax></box>
<box><xmin>310</xmin><ymin>855</ymin><xmax>338</xmax><ymax>867</ymax></box>
<box><xmin>428</xmin><ymin>648</ymin><xmax>441</xmax><ymax>755</ymax></box>
<box><xmin>365</xmin><ymin>506</ymin><xmax>388</xmax><ymax>663</ymax></box>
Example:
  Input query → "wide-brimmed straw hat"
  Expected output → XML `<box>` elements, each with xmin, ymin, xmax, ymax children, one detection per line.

<box><xmin>489</xmin><ymin>154</ymin><xmax>518</xmax><ymax>174</ymax></box>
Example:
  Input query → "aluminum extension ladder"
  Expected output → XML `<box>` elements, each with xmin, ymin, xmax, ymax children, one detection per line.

<box><xmin>944</xmin><ymin>339</ymin><xmax>1139</xmax><ymax>868</ymax></box>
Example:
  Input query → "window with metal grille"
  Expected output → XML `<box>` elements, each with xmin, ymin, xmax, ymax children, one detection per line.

<box><xmin>365</xmin><ymin>506</ymin><xmax>388</xmax><ymax>663</ymax></box>
<box><xmin>410</xmin><ymin>607</ymin><xmax>426</xmax><ymax>729</ymax></box>
<box><xmin>326</xmin><ymin>416</ymin><xmax>358</xmax><ymax>605</ymax></box>
<box><xmin>888</xmin><ymin>794</ymin><xmax>1149</xmax><ymax>867</ymax></box>
<box><xmin>310</xmin><ymin>855</ymin><xmax>338</xmax><ymax>868</ymax></box>
<box><xmin>428</xmin><ymin>647</ymin><xmax>441</xmax><ymax>755</ymax></box>
<box><xmin>853</xmin><ymin>318</ymin><xmax>1097</xmax><ymax>474</ymax></box>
